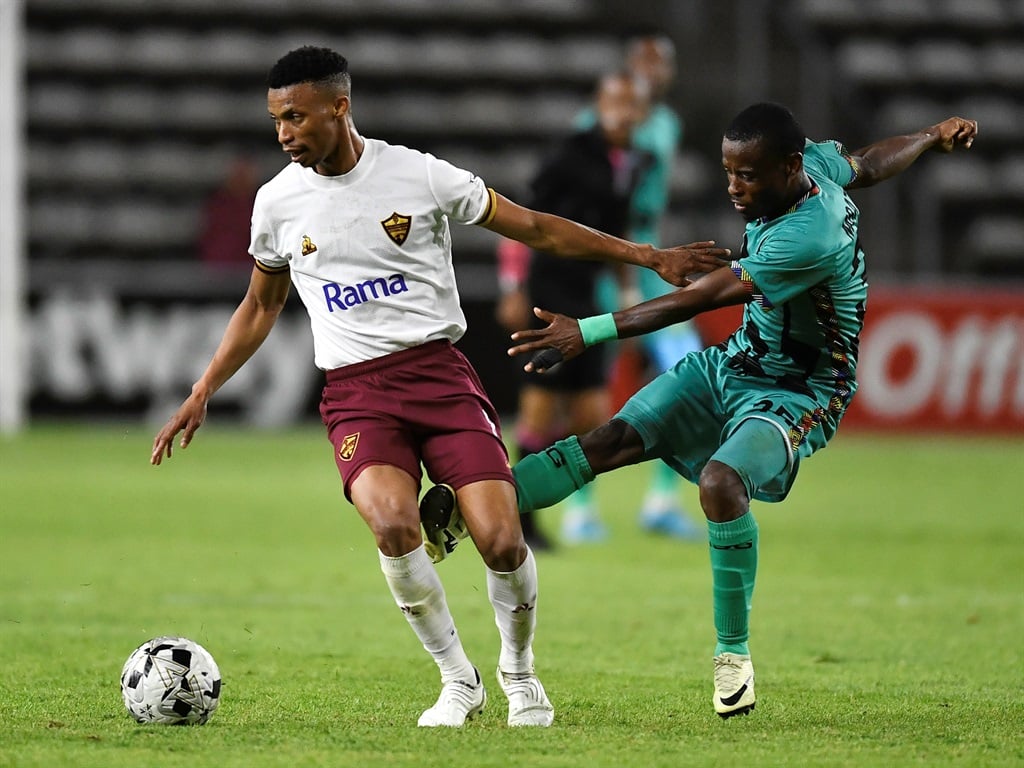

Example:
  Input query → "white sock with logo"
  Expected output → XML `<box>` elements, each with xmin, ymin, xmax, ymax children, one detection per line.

<box><xmin>487</xmin><ymin>548</ymin><xmax>538</xmax><ymax>674</ymax></box>
<box><xmin>379</xmin><ymin>545</ymin><xmax>475</xmax><ymax>683</ymax></box>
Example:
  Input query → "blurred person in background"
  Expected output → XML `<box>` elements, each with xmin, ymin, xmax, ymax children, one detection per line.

<box><xmin>495</xmin><ymin>70</ymin><xmax>652</xmax><ymax>548</ymax></box>
<box><xmin>577</xmin><ymin>31</ymin><xmax>705</xmax><ymax>541</ymax></box>
<box><xmin>507</xmin><ymin>104</ymin><xmax>978</xmax><ymax>718</ymax></box>
<box><xmin>197</xmin><ymin>155</ymin><xmax>261</xmax><ymax>270</ymax></box>
<box><xmin>150</xmin><ymin>46</ymin><xmax>728</xmax><ymax>728</ymax></box>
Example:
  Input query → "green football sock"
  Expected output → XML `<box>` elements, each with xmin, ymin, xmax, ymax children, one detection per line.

<box><xmin>512</xmin><ymin>436</ymin><xmax>595</xmax><ymax>513</ymax></box>
<box><xmin>708</xmin><ymin>512</ymin><xmax>759</xmax><ymax>656</ymax></box>
<box><xmin>564</xmin><ymin>484</ymin><xmax>595</xmax><ymax>517</ymax></box>
<box><xmin>652</xmin><ymin>460</ymin><xmax>679</xmax><ymax>495</ymax></box>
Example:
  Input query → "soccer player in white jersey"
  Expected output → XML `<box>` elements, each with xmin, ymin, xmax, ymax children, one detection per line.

<box><xmin>150</xmin><ymin>46</ymin><xmax>729</xmax><ymax>728</ymax></box>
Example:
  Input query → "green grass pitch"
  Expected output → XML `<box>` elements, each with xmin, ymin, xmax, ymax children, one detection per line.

<box><xmin>1</xmin><ymin>425</ymin><xmax>1021</xmax><ymax>767</ymax></box>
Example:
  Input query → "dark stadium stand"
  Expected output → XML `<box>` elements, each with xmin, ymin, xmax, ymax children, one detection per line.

<box><xmin>792</xmin><ymin>0</ymin><xmax>1024</xmax><ymax>275</ymax></box>
<box><xmin>23</xmin><ymin>0</ymin><xmax>1023</xmax><ymax>277</ymax></box>
<box><xmin>24</xmin><ymin>0</ymin><xmax>631</xmax><ymax>268</ymax></box>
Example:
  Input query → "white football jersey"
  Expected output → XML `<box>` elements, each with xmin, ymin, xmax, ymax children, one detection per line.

<box><xmin>250</xmin><ymin>138</ymin><xmax>496</xmax><ymax>369</ymax></box>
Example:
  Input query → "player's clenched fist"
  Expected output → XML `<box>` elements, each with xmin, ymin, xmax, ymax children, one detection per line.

<box><xmin>931</xmin><ymin>117</ymin><xmax>977</xmax><ymax>152</ymax></box>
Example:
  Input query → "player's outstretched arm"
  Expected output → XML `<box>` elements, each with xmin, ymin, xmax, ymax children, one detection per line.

<box><xmin>846</xmin><ymin>116</ymin><xmax>978</xmax><ymax>190</ymax></box>
<box><xmin>150</xmin><ymin>267</ymin><xmax>291</xmax><ymax>465</ymax></box>
<box><xmin>509</xmin><ymin>266</ymin><xmax>748</xmax><ymax>372</ymax></box>
<box><xmin>483</xmin><ymin>192</ymin><xmax>730</xmax><ymax>287</ymax></box>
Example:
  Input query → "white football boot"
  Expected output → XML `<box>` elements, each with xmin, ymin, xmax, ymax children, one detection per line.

<box><xmin>712</xmin><ymin>652</ymin><xmax>756</xmax><ymax>718</ymax></box>
<box><xmin>417</xmin><ymin>668</ymin><xmax>486</xmax><ymax>727</ymax></box>
<box><xmin>496</xmin><ymin>668</ymin><xmax>554</xmax><ymax>727</ymax></box>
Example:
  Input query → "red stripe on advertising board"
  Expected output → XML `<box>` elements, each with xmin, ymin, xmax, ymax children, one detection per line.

<box><xmin>693</xmin><ymin>286</ymin><xmax>1024</xmax><ymax>434</ymax></box>
<box><xmin>844</xmin><ymin>286</ymin><xmax>1023</xmax><ymax>433</ymax></box>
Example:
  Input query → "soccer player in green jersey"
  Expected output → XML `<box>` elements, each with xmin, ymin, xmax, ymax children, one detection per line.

<box><xmin>505</xmin><ymin>103</ymin><xmax>978</xmax><ymax>718</ymax></box>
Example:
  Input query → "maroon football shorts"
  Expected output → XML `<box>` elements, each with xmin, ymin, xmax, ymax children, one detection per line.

<box><xmin>319</xmin><ymin>340</ymin><xmax>513</xmax><ymax>500</ymax></box>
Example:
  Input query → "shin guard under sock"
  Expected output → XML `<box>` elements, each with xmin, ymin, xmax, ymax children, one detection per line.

<box><xmin>512</xmin><ymin>436</ymin><xmax>595</xmax><ymax>513</ymax></box>
<box><xmin>707</xmin><ymin>512</ymin><xmax>759</xmax><ymax>655</ymax></box>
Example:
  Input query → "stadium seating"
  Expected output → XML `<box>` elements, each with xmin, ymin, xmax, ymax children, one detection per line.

<box><xmin>22</xmin><ymin>0</ymin><xmax>1022</xmax><ymax>278</ymax></box>
<box><xmin>24</xmin><ymin>0</ymin><xmax>625</xmax><ymax>270</ymax></box>
<box><xmin>794</xmin><ymin>0</ymin><xmax>1023</xmax><ymax>276</ymax></box>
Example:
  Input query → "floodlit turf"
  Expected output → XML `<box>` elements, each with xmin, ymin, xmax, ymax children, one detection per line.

<box><xmin>1</xmin><ymin>424</ymin><xmax>1021</xmax><ymax>767</ymax></box>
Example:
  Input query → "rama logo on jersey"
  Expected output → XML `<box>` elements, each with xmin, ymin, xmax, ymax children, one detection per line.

<box><xmin>322</xmin><ymin>273</ymin><xmax>411</xmax><ymax>312</ymax></box>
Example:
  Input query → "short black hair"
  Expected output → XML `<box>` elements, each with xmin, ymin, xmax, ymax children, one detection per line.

<box><xmin>267</xmin><ymin>46</ymin><xmax>350</xmax><ymax>91</ymax></box>
<box><xmin>724</xmin><ymin>102</ymin><xmax>805</xmax><ymax>160</ymax></box>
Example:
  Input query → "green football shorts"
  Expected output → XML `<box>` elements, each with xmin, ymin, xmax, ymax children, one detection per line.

<box><xmin>616</xmin><ymin>346</ymin><xmax>841</xmax><ymax>502</ymax></box>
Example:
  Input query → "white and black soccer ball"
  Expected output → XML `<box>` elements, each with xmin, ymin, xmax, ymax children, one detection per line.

<box><xmin>120</xmin><ymin>636</ymin><xmax>222</xmax><ymax>725</ymax></box>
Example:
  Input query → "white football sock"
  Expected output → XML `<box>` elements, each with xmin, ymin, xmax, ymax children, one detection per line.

<box><xmin>378</xmin><ymin>545</ymin><xmax>475</xmax><ymax>683</ymax></box>
<box><xmin>487</xmin><ymin>548</ymin><xmax>538</xmax><ymax>674</ymax></box>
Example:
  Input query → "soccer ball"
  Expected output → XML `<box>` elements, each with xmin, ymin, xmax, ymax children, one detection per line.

<box><xmin>120</xmin><ymin>636</ymin><xmax>222</xmax><ymax>725</ymax></box>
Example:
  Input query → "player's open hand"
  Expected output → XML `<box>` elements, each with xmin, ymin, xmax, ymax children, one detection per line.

<box><xmin>932</xmin><ymin>117</ymin><xmax>978</xmax><ymax>152</ymax></box>
<box><xmin>507</xmin><ymin>307</ymin><xmax>585</xmax><ymax>373</ymax></box>
<box><xmin>649</xmin><ymin>241</ymin><xmax>731</xmax><ymax>287</ymax></box>
<box><xmin>150</xmin><ymin>393</ymin><xmax>208</xmax><ymax>465</ymax></box>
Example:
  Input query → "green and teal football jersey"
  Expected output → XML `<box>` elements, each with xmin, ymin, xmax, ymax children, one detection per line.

<box><xmin>724</xmin><ymin>139</ymin><xmax>868</xmax><ymax>438</ymax></box>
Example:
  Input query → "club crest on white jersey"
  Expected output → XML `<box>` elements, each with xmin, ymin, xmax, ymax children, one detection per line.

<box><xmin>380</xmin><ymin>212</ymin><xmax>412</xmax><ymax>246</ymax></box>
<box><xmin>250</xmin><ymin>138</ymin><xmax>492</xmax><ymax>369</ymax></box>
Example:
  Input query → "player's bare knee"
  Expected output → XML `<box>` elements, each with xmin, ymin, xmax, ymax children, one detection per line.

<box><xmin>698</xmin><ymin>460</ymin><xmax>749</xmax><ymax>522</ymax></box>
<box><xmin>374</xmin><ymin>518</ymin><xmax>423</xmax><ymax>557</ymax></box>
<box><xmin>357</xmin><ymin>496</ymin><xmax>421</xmax><ymax>556</ymax></box>
<box><xmin>474</xmin><ymin>524</ymin><xmax>528</xmax><ymax>572</ymax></box>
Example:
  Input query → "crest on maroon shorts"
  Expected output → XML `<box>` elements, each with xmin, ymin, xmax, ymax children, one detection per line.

<box><xmin>339</xmin><ymin>433</ymin><xmax>360</xmax><ymax>462</ymax></box>
<box><xmin>380</xmin><ymin>212</ymin><xmax>412</xmax><ymax>245</ymax></box>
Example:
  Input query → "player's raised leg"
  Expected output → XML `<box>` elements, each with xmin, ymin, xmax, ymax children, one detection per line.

<box><xmin>513</xmin><ymin>418</ymin><xmax>645</xmax><ymax>513</ymax></box>
<box><xmin>512</xmin><ymin>435</ymin><xmax>595</xmax><ymax>513</ymax></box>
